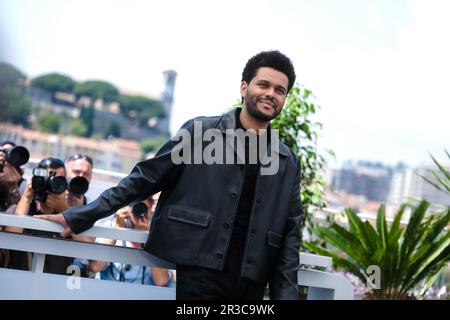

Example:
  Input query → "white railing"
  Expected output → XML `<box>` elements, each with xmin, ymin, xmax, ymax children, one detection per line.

<box><xmin>0</xmin><ymin>214</ymin><xmax>354</xmax><ymax>300</ymax></box>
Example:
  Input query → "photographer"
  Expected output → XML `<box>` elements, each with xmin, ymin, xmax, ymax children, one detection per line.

<box><xmin>65</xmin><ymin>153</ymin><xmax>94</xmax><ymax>277</ymax></box>
<box><xmin>88</xmin><ymin>196</ymin><xmax>175</xmax><ymax>287</ymax></box>
<box><xmin>15</xmin><ymin>158</ymin><xmax>68</xmax><ymax>221</ymax></box>
<box><xmin>65</xmin><ymin>153</ymin><xmax>93</xmax><ymax>207</ymax></box>
<box><xmin>0</xmin><ymin>163</ymin><xmax>21</xmax><ymax>212</ymax></box>
<box><xmin>14</xmin><ymin>157</ymin><xmax>92</xmax><ymax>274</ymax></box>
<box><xmin>1</xmin><ymin>142</ymin><xmax>30</xmax><ymax>270</ymax></box>
<box><xmin>0</xmin><ymin>141</ymin><xmax>28</xmax><ymax>210</ymax></box>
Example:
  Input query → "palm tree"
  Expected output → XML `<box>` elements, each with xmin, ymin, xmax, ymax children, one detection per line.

<box><xmin>304</xmin><ymin>200</ymin><xmax>450</xmax><ymax>299</ymax></box>
<box><xmin>417</xmin><ymin>150</ymin><xmax>450</xmax><ymax>195</ymax></box>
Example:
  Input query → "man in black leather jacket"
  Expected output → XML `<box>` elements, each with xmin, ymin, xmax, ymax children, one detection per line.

<box><xmin>38</xmin><ymin>50</ymin><xmax>303</xmax><ymax>300</ymax></box>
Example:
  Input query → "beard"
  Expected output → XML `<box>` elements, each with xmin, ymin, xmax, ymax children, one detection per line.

<box><xmin>243</xmin><ymin>92</ymin><xmax>281</xmax><ymax>122</ymax></box>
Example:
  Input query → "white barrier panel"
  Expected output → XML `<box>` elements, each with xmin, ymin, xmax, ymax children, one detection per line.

<box><xmin>0</xmin><ymin>214</ymin><xmax>354</xmax><ymax>300</ymax></box>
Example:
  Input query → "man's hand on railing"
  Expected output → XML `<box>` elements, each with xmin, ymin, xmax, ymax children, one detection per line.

<box><xmin>35</xmin><ymin>213</ymin><xmax>73</xmax><ymax>237</ymax></box>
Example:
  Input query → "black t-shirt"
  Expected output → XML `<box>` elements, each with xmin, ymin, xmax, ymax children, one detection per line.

<box><xmin>224</xmin><ymin>110</ymin><xmax>267</xmax><ymax>273</ymax></box>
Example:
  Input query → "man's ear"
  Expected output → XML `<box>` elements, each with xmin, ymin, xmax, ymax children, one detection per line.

<box><xmin>240</xmin><ymin>81</ymin><xmax>248</xmax><ymax>100</ymax></box>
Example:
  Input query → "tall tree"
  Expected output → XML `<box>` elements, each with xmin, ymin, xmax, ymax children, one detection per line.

<box><xmin>119</xmin><ymin>95</ymin><xmax>165</xmax><ymax>125</ymax></box>
<box><xmin>104</xmin><ymin>121</ymin><xmax>121</xmax><ymax>138</ymax></box>
<box><xmin>79</xmin><ymin>105</ymin><xmax>95</xmax><ymax>137</ymax></box>
<box><xmin>0</xmin><ymin>87</ymin><xmax>31</xmax><ymax>125</ymax></box>
<box><xmin>75</xmin><ymin>80</ymin><xmax>118</xmax><ymax>103</ymax></box>
<box><xmin>0</xmin><ymin>63</ymin><xmax>31</xmax><ymax>125</ymax></box>
<box><xmin>0</xmin><ymin>62</ymin><xmax>26</xmax><ymax>88</ymax></box>
<box><xmin>31</xmin><ymin>73</ymin><xmax>76</xmax><ymax>94</ymax></box>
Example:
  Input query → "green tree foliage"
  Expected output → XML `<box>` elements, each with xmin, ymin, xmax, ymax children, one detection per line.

<box><xmin>271</xmin><ymin>85</ymin><xmax>333</xmax><ymax>233</ymax></box>
<box><xmin>0</xmin><ymin>63</ymin><xmax>31</xmax><ymax>125</ymax></box>
<box><xmin>68</xmin><ymin>118</ymin><xmax>88</xmax><ymax>137</ymax></box>
<box><xmin>37</xmin><ymin>110</ymin><xmax>60</xmax><ymax>133</ymax></box>
<box><xmin>31</xmin><ymin>73</ymin><xmax>75</xmax><ymax>94</ymax></box>
<box><xmin>0</xmin><ymin>87</ymin><xmax>31</xmax><ymax>125</ymax></box>
<box><xmin>140</xmin><ymin>136</ymin><xmax>167</xmax><ymax>154</ymax></box>
<box><xmin>119</xmin><ymin>95</ymin><xmax>165</xmax><ymax>125</ymax></box>
<box><xmin>79</xmin><ymin>105</ymin><xmax>95</xmax><ymax>137</ymax></box>
<box><xmin>304</xmin><ymin>201</ymin><xmax>450</xmax><ymax>299</ymax></box>
<box><xmin>75</xmin><ymin>80</ymin><xmax>118</xmax><ymax>102</ymax></box>
<box><xmin>104</xmin><ymin>121</ymin><xmax>121</xmax><ymax>138</ymax></box>
<box><xmin>0</xmin><ymin>62</ymin><xmax>26</xmax><ymax>87</ymax></box>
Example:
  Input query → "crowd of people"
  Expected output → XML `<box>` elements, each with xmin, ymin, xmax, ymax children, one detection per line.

<box><xmin>0</xmin><ymin>141</ymin><xmax>175</xmax><ymax>287</ymax></box>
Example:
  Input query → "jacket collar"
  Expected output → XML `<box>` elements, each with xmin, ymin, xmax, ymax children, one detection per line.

<box><xmin>216</xmin><ymin>108</ymin><xmax>289</xmax><ymax>157</ymax></box>
<box><xmin>216</xmin><ymin>108</ymin><xmax>239</xmax><ymax>133</ymax></box>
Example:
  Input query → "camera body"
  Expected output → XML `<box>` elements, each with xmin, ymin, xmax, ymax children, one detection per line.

<box><xmin>0</xmin><ymin>146</ymin><xmax>30</xmax><ymax>172</ymax></box>
<box><xmin>31</xmin><ymin>167</ymin><xmax>68</xmax><ymax>203</ymax></box>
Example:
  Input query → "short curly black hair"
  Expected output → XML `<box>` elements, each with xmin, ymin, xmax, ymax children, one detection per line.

<box><xmin>242</xmin><ymin>50</ymin><xmax>296</xmax><ymax>93</ymax></box>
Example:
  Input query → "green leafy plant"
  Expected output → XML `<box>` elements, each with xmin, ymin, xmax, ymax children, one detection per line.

<box><xmin>418</xmin><ymin>150</ymin><xmax>450</xmax><ymax>195</ymax></box>
<box><xmin>272</xmin><ymin>85</ymin><xmax>333</xmax><ymax>234</ymax></box>
<box><xmin>415</xmin><ymin>150</ymin><xmax>450</xmax><ymax>298</ymax></box>
<box><xmin>304</xmin><ymin>200</ymin><xmax>450</xmax><ymax>299</ymax></box>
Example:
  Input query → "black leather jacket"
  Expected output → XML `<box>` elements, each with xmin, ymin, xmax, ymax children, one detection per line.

<box><xmin>64</xmin><ymin>109</ymin><xmax>303</xmax><ymax>299</ymax></box>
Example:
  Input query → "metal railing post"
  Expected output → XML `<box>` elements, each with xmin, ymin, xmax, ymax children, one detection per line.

<box><xmin>31</xmin><ymin>253</ymin><xmax>45</xmax><ymax>274</ymax></box>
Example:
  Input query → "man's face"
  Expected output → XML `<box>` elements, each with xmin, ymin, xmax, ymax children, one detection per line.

<box><xmin>66</xmin><ymin>159</ymin><xmax>92</xmax><ymax>182</ymax></box>
<box><xmin>241</xmin><ymin>67</ymin><xmax>289</xmax><ymax>122</ymax></box>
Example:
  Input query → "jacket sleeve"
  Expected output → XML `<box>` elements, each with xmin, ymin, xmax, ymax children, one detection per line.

<box><xmin>63</xmin><ymin>120</ymin><xmax>193</xmax><ymax>234</ymax></box>
<box><xmin>269</xmin><ymin>158</ymin><xmax>303</xmax><ymax>299</ymax></box>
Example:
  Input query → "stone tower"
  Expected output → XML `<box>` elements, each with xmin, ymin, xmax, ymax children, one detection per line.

<box><xmin>159</xmin><ymin>70</ymin><xmax>177</xmax><ymax>134</ymax></box>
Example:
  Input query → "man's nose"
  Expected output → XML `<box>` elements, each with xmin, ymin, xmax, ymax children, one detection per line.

<box><xmin>264</xmin><ymin>87</ymin><xmax>275</xmax><ymax>98</ymax></box>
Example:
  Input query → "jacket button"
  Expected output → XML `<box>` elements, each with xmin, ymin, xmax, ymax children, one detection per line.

<box><xmin>231</xmin><ymin>193</ymin><xmax>237</xmax><ymax>198</ymax></box>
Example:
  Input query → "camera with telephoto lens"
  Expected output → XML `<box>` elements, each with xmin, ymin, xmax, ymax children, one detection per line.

<box><xmin>132</xmin><ymin>202</ymin><xmax>147</xmax><ymax>218</ymax></box>
<box><xmin>123</xmin><ymin>202</ymin><xmax>148</xmax><ymax>228</ymax></box>
<box><xmin>31</xmin><ymin>167</ymin><xmax>68</xmax><ymax>203</ymax></box>
<box><xmin>68</xmin><ymin>176</ymin><xmax>89</xmax><ymax>196</ymax></box>
<box><xmin>0</xmin><ymin>146</ymin><xmax>30</xmax><ymax>173</ymax></box>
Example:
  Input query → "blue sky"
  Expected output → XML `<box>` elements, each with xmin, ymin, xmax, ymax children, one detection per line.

<box><xmin>1</xmin><ymin>0</ymin><xmax>449</xmax><ymax>167</ymax></box>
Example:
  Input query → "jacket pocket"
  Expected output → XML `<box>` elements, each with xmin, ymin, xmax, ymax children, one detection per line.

<box><xmin>167</xmin><ymin>206</ymin><xmax>211</xmax><ymax>228</ymax></box>
<box><xmin>267</xmin><ymin>231</ymin><xmax>282</xmax><ymax>248</ymax></box>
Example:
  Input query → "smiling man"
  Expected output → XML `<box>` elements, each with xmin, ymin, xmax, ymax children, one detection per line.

<box><xmin>38</xmin><ymin>50</ymin><xmax>303</xmax><ymax>300</ymax></box>
<box><xmin>240</xmin><ymin>63</ymin><xmax>289</xmax><ymax>125</ymax></box>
